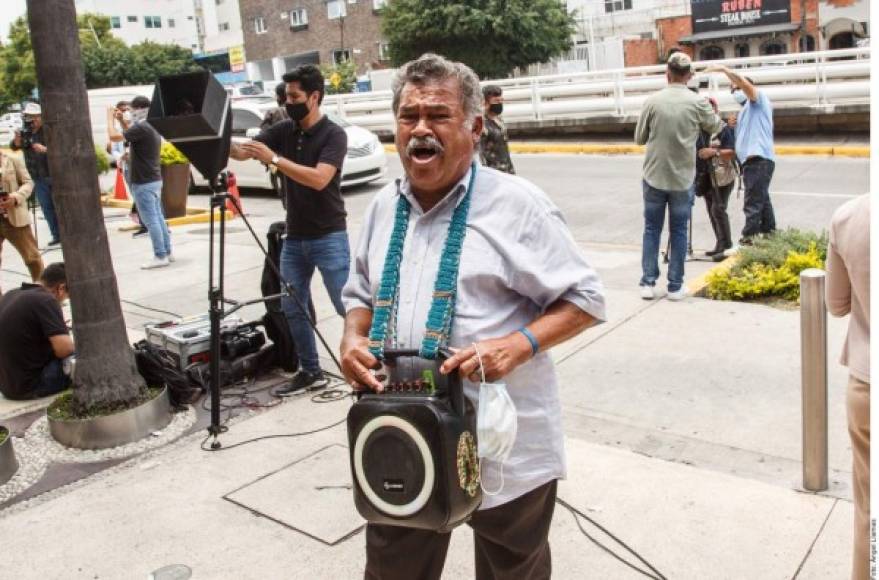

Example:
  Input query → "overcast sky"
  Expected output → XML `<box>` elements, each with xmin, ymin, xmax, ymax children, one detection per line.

<box><xmin>0</xmin><ymin>0</ymin><xmax>27</xmax><ymax>44</ymax></box>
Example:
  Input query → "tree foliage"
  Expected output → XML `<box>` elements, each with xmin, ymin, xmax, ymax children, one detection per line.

<box><xmin>320</xmin><ymin>60</ymin><xmax>357</xmax><ymax>95</ymax></box>
<box><xmin>381</xmin><ymin>0</ymin><xmax>575</xmax><ymax>80</ymax></box>
<box><xmin>0</xmin><ymin>13</ymin><xmax>201</xmax><ymax>108</ymax></box>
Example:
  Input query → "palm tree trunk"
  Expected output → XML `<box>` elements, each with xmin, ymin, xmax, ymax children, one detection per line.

<box><xmin>27</xmin><ymin>0</ymin><xmax>146</xmax><ymax>412</ymax></box>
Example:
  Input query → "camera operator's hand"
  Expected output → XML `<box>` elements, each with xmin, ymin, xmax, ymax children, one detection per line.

<box><xmin>32</xmin><ymin>143</ymin><xmax>47</xmax><ymax>154</ymax></box>
<box><xmin>239</xmin><ymin>140</ymin><xmax>274</xmax><ymax>164</ymax></box>
<box><xmin>340</xmin><ymin>332</ymin><xmax>383</xmax><ymax>392</ymax></box>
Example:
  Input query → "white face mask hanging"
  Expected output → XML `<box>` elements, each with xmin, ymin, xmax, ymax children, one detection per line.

<box><xmin>472</xmin><ymin>343</ymin><xmax>518</xmax><ymax>496</ymax></box>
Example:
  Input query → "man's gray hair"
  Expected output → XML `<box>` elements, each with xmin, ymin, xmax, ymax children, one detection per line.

<box><xmin>391</xmin><ymin>53</ymin><xmax>483</xmax><ymax>126</ymax></box>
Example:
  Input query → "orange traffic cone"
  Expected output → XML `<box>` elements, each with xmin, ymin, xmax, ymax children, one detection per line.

<box><xmin>113</xmin><ymin>166</ymin><xmax>128</xmax><ymax>200</ymax></box>
<box><xmin>225</xmin><ymin>171</ymin><xmax>243</xmax><ymax>216</ymax></box>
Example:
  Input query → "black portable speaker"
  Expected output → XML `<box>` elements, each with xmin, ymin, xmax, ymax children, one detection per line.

<box><xmin>347</xmin><ymin>348</ymin><xmax>482</xmax><ymax>532</ymax></box>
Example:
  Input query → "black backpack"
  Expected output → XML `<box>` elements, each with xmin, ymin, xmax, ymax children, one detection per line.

<box><xmin>260</xmin><ymin>221</ymin><xmax>315</xmax><ymax>372</ymax></box>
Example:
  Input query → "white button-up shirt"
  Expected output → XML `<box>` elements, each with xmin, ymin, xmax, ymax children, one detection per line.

<box><xmin>343</xmin><ymin>163</ymin><xmax>606</xmax><ymax>508</ymax></box>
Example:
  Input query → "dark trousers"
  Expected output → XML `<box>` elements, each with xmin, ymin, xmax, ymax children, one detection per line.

<box><xmin>365</xmin><ymin>480</ymin><xmax>557</xmax><ymax>580</ymax></box>
<box><xmin>33</xmin><ymin>177</ymin><xmax>59</xmax><ymax>242</ymax></box>
<box><xmin>694</xmin><ymin>171</ymin><xmax>734</xmax><ymax>250</ymax></box>
<box><xmin>741</xmin><ymin>157</ymin><xmax>776</xmax><ymax>239</ymax></box>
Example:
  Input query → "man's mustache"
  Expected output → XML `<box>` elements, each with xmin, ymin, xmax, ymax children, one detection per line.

<box><xmin>406</xmin><ymin>136</ymin><xmax>445</xmax><ymax>158</ymax></box>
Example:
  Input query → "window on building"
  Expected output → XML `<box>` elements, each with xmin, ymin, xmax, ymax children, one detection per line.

<box><xmin>290</xmin><ymin>8</ymin><xmax>308</xmax><ymax>28</ymax></box>
<box><xmin>798</xmin><ymin>35</ymin><xmax>815</xmax><ymax>52</ymax></box>
<box><xmin>604</xmin><ymin>0</ymin><xmax>632</xmax><ymax>13</ymax></box>
<box><xmin>699</xmin><ymin>45</ymin><xmax>725</xmax><ymax>61</ymax></box>
<box><xmin>378</xmin><ymin>42</ymin><xmax>391</xmax><ymax>61</ymax></box>
<box><xmin>255</xmin><ymin>16</ymin><xmax>267</xmax><ymax>34</ymax></box>
<box><xmin>110</xmin><ymin>16</ymin><xmax>121</xmax><ymax>29</ymax></box>
<box><xmin>168</xmin><ymin>18</ymin><xmax>176</xmax><ymax>28</ymax></box>
<box><xmin>760</xmin><ymin>41</ymin><xmax>787</xmax><ymax>55</ymax></box>
<box><xmin>734</xmin><ymin>43</ymin><xmax>750</xmax><ymax>58</ymax></box>
<box><xmin>333</xmin><ymin>49</ymin><xmax>351</xmax><ymax>64</ymax></box>
<box><xmin>219</xmin><ymin>22</ymin><xmax>231</xmax><ymax>32</ymax></box>
<box><xmin>373</xmin><ymin>0</ymin><xmax>387</xmax><ymax>9</ymax></box>
<box><xmin>145</xmin><ymin>16</ymin><xmax>162</xmax><ymax>29</ymax></box>
<box><xmin>829</xmin><ymin>32</ymin><xmax>855</xmax><ymax>50</ymax></box>
<box><xmin>328</xmin><ymin>0</ymin><xmax>346</xmax><ymax>20</ymax></box>
<box><xmin>127</xmin><ymin>15</ymin><xmax>138</xmax><ymax>23</ymax></box>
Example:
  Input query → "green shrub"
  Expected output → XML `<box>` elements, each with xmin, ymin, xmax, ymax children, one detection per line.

<box><xmin>733</xmin><ymin>228</ymin><xmax>827</xmax><ymax>273</ymax></box>
<box><xmin>160</xmin><ymin>141</ymin><xmax>189</xmax><ymax>166</ymax></box>
<box><xmin>95</xmin><ymin>144</ymin><xmax>111</xmax><ymax>175</ymax></box>
<box><xmin>707</xmin><ymin>240</ymin><xmax>824</xmax><ymax>303</ymax></box>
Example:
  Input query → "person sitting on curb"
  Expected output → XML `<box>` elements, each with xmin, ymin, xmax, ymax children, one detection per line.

<box><xmin>0</xmin><ymin>148</ymin><xmax>43</xmax><ymax>296</ymax></box>
<box><xmin>0</xmin><ymin>262</ymin><xmax>74</xmax><ymax>401</ymax></box>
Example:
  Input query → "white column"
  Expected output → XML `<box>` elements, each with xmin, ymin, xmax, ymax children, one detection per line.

<box><xmin>272</xmin><ymin>57</ymin><xmax>287</xmax><ymax>82</ymax></box>
<box><xmin>246</xmin><ymin>61</ymin><xmax>261</xmax><ymax>82</ymax></box>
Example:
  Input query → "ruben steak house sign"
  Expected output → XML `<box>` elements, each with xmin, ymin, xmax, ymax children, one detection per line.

<box><xmin>691</xmin><ymin>0</ymin><xmax>792</xmax><ymax>34</ymax></box>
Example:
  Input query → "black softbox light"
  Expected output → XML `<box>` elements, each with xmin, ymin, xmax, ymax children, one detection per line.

<box><xmin>147</xmin><ymin>70</ymin><xmax>232</xmax><ymax>184</ymax></box>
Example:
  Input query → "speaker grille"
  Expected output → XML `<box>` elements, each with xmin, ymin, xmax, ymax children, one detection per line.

<box><xmin>353</xmin><ymin>415</ymin><xmax>435</xmax><ymax>518</ymax></box>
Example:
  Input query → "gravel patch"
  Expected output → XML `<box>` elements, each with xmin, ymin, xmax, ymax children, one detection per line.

<box><xmin>0</xmin><ymin>407</ymin><xmax>196</xmax><ymax>506</ymax></box>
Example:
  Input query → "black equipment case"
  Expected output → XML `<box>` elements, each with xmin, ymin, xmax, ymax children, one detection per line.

<box><xmin>347</xmin><ymin>348</ymin><xmax>482</xmax><ymax>532</ymax></box>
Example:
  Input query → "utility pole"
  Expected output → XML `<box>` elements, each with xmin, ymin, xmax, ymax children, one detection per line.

<box><xmin>27</xmin><ymin>0</ymin><xmax>147</xmax><ymax>412</ymax></box>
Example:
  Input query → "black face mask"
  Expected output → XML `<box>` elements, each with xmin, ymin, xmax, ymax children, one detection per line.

<box><xmin>488</xmin><ymin>103</ymin><xmax>503</xmax><ymax>115</ymax></box>
<box><xmin>286</xmin><ymin>101</ymin><xmax>310</xmax><ymax>121</ymax></box>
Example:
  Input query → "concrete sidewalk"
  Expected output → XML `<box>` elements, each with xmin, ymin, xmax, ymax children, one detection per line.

<box><xmin>0</xmin><ymin>171</ymin><xmax>857</xmax><ymax>578</ymax></box>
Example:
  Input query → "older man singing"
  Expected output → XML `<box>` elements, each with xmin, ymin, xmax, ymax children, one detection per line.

<box><xmin>341</xmin><ymin>53</ymin><xmax>606</xmax><ymax>580</ymax></box>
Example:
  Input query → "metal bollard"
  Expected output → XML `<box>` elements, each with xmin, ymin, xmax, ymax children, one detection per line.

<box><xmin>800</xmin><ymin>268</ymin><xmax>828</xmax><ymax>492</ymax></box>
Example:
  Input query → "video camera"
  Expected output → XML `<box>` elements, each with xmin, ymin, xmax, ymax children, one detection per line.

<box><xmin>20</xmin><ymin>118</ymin><xmax>36</xmax><ymax>150</ymax></box>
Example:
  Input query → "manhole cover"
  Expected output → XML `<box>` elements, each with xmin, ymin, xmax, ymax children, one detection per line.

<box><xmin>224</xmin><ymin>444</ymin><xmax>363</xmax><ymax>545</ymax></box>
<box><xmin>148</xmin><ymin>564</ymin><xmax>192</xmax><ymax>580</ymax></box>
<box><xmin>187</xmin><ymin>226</ymin><xmax>246</xmax><ymax>235</ymax></box>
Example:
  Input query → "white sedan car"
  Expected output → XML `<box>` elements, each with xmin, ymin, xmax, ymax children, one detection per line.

<box><xmin>193</xmin><ymin>100</ymin><xmax>387</xmax><ymax>190</ymax></box>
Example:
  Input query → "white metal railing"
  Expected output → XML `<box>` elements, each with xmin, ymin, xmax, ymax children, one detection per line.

<box><xmin>322</xmin><ymin>48</ymin><xmax>870</xmax><ymax>132</ymax></box>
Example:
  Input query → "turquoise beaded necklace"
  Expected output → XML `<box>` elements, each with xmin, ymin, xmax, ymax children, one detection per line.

<box><xmin>368</xmin><ymin>162</ymin><xmax>478</xmax><ymax>360</ymax></box>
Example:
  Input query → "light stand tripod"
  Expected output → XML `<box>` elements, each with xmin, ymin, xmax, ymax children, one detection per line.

<box><xmin>205</xmin><ymin>171</ymin><xmax>343</xmax><ymax>449</ymax></box>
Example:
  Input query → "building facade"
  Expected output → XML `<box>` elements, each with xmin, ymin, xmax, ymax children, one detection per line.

<box><xmin>240</xmin><ymin>0</ymin><xmax>390</xmax><ymax>84</ymax></box>
<box><xmin>193</xmin><ymin>0</ymin><xmax>248</xmax><ymax>84</ymax></box>
<box><xmin>73</xmin><ymin>0</ymin><xmax>200</xmax><ymax>51</ymax></box>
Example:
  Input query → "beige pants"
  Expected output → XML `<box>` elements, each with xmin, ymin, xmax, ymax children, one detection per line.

<box><xmin>848</xmin><ymin>375</ymin><xmax>870</xmax><ymax>580</ymax></box>
<box><xmin>0</xmin><ymin>216</ymin><xmax>43</xmax><ymax>296</ymax></box>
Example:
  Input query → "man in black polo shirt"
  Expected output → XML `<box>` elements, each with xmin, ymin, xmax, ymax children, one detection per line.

<box><xmin>0</xmin><ymin>262</ymin><xmax>74</xmax><ymax>400</ymax></box>
<box><xmin>231</xmin><ymin>64</ymin><xmax>348</xmax><ymax>394</ymax></box>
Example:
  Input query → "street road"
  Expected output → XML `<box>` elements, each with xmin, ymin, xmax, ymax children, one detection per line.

<box><xmin>321</xmin><ymin>152</ymin><xmax>869</xmax><ymax>252</ymax></box>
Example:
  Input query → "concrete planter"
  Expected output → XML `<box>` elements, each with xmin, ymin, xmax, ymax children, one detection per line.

<box><xmin>160</xmin><ymin>163</ymin><xmax>191</xmax><ymax>219</ymax></box>
<box><xmin>48</xmin><ymin>387</ymin><xmax>172</xmax><ymax>450</ymax></box>
<box><xmin>0</xmin><ymin>426</ymin><xmax>19</xmax><ymax>485</ymax></box>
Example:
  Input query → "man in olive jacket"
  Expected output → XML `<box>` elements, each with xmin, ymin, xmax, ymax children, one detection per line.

<box><xmin>0</xmin><ymin>151</ymin><xmax>42</xmax><ymax>296</ymax></box>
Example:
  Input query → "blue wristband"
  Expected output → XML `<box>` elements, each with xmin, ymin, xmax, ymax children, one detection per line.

<box><xmin>517</xmin><ymin>327</ymin><xmax>539</xmax><ymax>356</ymax></box>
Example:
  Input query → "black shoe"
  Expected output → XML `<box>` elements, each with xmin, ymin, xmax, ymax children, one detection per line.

<box><xmin>132</xmin><ymin>226</ymin><xmax>149</xmax><ymax>238</ymax></box>
<box><xmin>738</xmin><ymin>237</ymin><xmax>754</xmax><ymax>247</ymax></box>
<box><xmin>705</xmin><ymin>247</ymin><xmax>723</xmax><ymax>257</ymax></box>
<box><xmin>275</xmin><ymin>371</ymin><xmax>328</xmax><ymax>397</ymax></box>
<box><xmin>47</xmin><ymin>238</ymin><xmax>60</xmax><ymax>247</ymax></box>
<box><xmin>712</xmin><ymin>252</ymin><xmax>728</xmax><ymax>262</ymax></box>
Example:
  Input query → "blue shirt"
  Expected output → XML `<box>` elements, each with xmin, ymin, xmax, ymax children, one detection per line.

<box><xmin>735</xmin><ymin>91</ymin><xmax>775</xmax><ymax>163</ymax></box>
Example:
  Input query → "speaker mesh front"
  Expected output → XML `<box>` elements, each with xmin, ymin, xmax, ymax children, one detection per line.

<box><xmin>362</xmin><ymin>426</ymin><xmax>427</xmax><ymax>506</ymax></box>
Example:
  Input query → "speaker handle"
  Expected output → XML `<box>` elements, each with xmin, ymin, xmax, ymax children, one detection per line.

<box><xmin>437</xmin><ymin>347</ymin><xmax>466</xmax><ymax>418</ymax></box>
<box><xmin>380</xmin><ymin>348</ymin><xmax>421</xmax><ymax>359</ymax></box>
